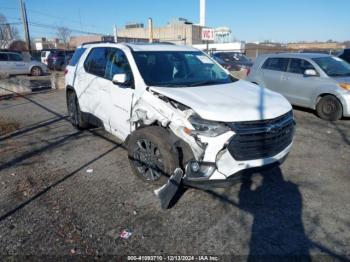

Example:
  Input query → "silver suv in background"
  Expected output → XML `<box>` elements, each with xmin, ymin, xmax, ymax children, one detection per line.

<box><xmin>0</xmin><ymin>51</ymin><xmax>48</xmax><ymax>76</ymax></box>
<box><xmin>247</xmin><ymin>53</ymin><xmax>350</xmax><ymax>121</ymax></box>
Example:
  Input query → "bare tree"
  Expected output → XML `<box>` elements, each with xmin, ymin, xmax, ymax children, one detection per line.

<box><xmin>57</xmin><ymin>26</ymin><xmax>72</xmax><ymax>49</ymax></box>
<box><xmin>0</xmin><ymin>13</ymin><xmax>19</xmax><ymax>40</ymax></box>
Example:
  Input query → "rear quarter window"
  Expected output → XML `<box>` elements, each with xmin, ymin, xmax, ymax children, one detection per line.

<box><xmin>69</xmin><ymin>48</ymin><xmax>87</xmax><ymax>66</ymax></box>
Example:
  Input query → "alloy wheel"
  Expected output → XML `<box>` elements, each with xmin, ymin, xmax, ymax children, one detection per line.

<box><xmin>133</xmin><ymin>139</ymin><xmax>164</xmax><ymax>181</ymax></box>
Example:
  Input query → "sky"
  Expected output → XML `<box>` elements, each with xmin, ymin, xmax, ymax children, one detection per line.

<box><xmin>1</xmin><ymin>0</ymin><xmax>349</xmax><ymax>43</ymax></box>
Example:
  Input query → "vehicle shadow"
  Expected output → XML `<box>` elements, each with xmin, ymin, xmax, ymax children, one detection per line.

<box><xmin>205</xmin><ymin>167</ymin><xmax>349</xmax><ymax>261</ymax></box>
<box><xmin>205</xmin><ymin>167</ymin><xmax>310</xmax><ymax>260</ymax></box>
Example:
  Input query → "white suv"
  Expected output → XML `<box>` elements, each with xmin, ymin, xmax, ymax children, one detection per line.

<box><xmin>65</xmin><ymin>42</ymin><xmax>295</xmax><ymax>188</ymax></box>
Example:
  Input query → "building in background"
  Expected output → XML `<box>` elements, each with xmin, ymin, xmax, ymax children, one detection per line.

<box><xmin>69</xmin><ymin>35</ymin><xmax>104</xmax><ymax>48</ymax></box>
<box><xmin>0</xmin><ymin>40</ymin><xmax>27</xmax><ymax>51</ymax></box>
<box><xmin>34</xmin><ymin>37</ymin><xmax>62</xmax><ymax>50</ymax></box>
<box><xmin>288</xmin><ymin>42</ymin><xmax>346</xmax><ymax>50</ymax></box>
<box><xmin>117</xmin><ymin>18</ymin><xmax>207</xmax><ymax>45</ymax></box>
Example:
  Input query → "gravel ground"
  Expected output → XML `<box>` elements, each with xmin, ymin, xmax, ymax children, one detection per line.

<box><xmin>0</xmin><ymin>90</ymin><xmax>349</xmax><ymax>261</ymax></box>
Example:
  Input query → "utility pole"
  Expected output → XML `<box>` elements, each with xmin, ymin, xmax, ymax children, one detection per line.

<box><xmin>19</xmin><ymin>0</ymin><xmax>31</xmax><ymax>53</ymax></box>
<box><xmin>148</xmin><ymin>18</ymin><xmax>153</xmax><ymax>43</ymax></box>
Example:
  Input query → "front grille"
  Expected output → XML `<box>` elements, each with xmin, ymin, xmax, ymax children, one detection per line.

<box><xmin>227</xmin><ymin>111</ymin><xmax>295</xmax><ymax>161</ymax></box>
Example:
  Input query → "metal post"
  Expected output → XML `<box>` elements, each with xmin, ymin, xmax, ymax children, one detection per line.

<box><xmin>148</xmin><ymin>18</ymin><xmax>153</xmax><ymax>43</ymax></box>
<box><xmin>19</xmin><ymin>0</ymin><xmax>31</xmax><ymax>53</ymax></box>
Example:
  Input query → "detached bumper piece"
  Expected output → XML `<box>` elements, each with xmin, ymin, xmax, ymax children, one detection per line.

<box><xmin>227</xmin><ymin>111</ymin><xmax>295</xmax><ymax>161</ymax></box>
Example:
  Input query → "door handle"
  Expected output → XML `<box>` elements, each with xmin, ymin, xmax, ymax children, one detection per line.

<box><xmin>281</xmin><ymin>76</ymin><xmax>289</xmax><ymax>81</ymax></box>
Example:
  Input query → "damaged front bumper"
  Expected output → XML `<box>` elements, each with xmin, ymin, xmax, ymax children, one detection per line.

<box><xmin>182</xmin><ymin>143</ymin><xmax>291</xmax><ymax>189</ymax></box>
<box><xmin>181</xmin><ymin>111</ymin><xmax>295</xmax><ymax>189</ymax></box>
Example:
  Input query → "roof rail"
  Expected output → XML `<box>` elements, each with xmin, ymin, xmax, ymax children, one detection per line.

<box><xmin>81</xmin><ymin>40</ymin><xmax>115</xmax><ymax>46</ymax></box>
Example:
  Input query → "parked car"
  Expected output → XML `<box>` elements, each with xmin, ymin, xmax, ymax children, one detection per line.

<box><xmin>211</xmin><ymin>52</ymin><xmax>253</xmax><ymax>72</ymax></box>
<box><xmin>65</xmin><ymin>42</ymin><xmax>294</xmax><ymax>189</ymax></box>
<box><xmin>338</xmin><ymin>48</ymin><xmax>350</xmax><ymax>64</ymax></box>
<box><xmin>0</xmin><ymin>51</ymin><xmax>48</xmax><ymax>76</ymax></box>
<box><xmin>47</xmin><ymin>50</ymin><xmax>74</xmax><ymax>71</ymax></box>
<box><xmin>30</xmin><ymin>50</ymin><xmax>42</xmax><ymax>62</ymax></box>
<box><xmin>247</xmin><ymin>53</ymin><xmax>350</xmax><ymax>121</ymax></box>
<box><xmin>41</xmin><ymin>49</ymin><xmax>58</xmax><ymax>65</ymax></box>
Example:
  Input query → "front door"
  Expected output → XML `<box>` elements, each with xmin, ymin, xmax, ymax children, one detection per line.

<box><xmin>281</xmin><ymin>58</ymin><xmax>320</xmax><ymax>107</ymax></box>
<box><xmin>0</xmin><ymin>53</ymin><xmax>10</xmax><ymax>73</ymax></box>
<box><xmin>8</xmin><ymin>53</ymin><xmax>27</xmax><ymax>74</ymax></box>
<box><xmin>99</xmin><ymin>48</ymin><xmax>134</xmax><ymax>140</ymax></box>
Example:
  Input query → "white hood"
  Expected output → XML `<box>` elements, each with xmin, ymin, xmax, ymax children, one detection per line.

<box><xmin>150</xmin><ymin>80</ymin><xmax>292</xmax><ymax>122</ymax></box>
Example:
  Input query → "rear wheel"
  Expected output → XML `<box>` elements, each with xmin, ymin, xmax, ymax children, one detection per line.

<box><xmin>128</xmin><ymin>127</ymin><xmax>178</xmax><ymax>186</ymax></box>
<box><xmin>316</xmin><ymin>95</ymin><xmax>343</xmax><ymax>121</ymax></box>
<box><xmin>31</xmin><ymin>66</ymin><xmax>42</xmax><ymax>76</ymax></box>
<box><xmin>67</xmin><ymin>90</ymin><xmax>89</xmax><ymax>129</ymax></box>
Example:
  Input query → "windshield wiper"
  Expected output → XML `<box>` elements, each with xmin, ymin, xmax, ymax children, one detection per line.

<box><xmin>329</xmin><ymin>73</ymin><xmax>350</xmax><ymax>77</ymax></box>
<box><xmin>188</xmin><ymin>80</ymin><xmax>222</xmax><ymax>87</ymax></box>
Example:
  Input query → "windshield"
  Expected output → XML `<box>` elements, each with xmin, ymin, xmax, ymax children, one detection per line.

<box><xmin>222</xmin><ymin>52</ymin><xmax>250</xmax><ymax>63</ymax></box>
<box><xmin>133</xmin><ymin>51</ymin><xmax>235</xmax><ymax>87</ymax></box>
<box><xmin>312</xmin><ymin>56</ymin><xmax>350</xmax><ymax>77</ymax></box>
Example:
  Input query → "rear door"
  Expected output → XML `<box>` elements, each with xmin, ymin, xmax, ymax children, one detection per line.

<box><xmin>74</xmin><ymin>47</ymin><xmax>109</xmax><ymax>122</ymax></box>
<box><xmin>282</xmin><ymin>58</ymin><xmax>321</xmax><ymax>107</ymax></box>
<box><xmin>261</xmin><ymin>57</ymin><xmax>289</xmax><ymax>93</ymax></box>
<box><xmin>0</xmin><ymin>53</ymin><xmax>9</xmax><ymax>73</ymax></box>
<box><xmin>8</xmin><ymin>53</ymin><xmax>28</xmax><ymax>74</ymax></box>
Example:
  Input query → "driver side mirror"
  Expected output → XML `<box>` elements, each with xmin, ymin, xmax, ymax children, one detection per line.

<box><xmin>112</xmin><ymin>73</ymin><xmax>128</xmax><ymax>85</ymax></box>
<box><xmin>304</xmin><ymin>69</ymin><xmax>318</xmax><ymax>77</ymax></box>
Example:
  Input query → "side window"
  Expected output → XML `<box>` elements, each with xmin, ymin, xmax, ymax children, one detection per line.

<box><xmin>84</xmin><ymin>47</ymin><xmax>109</xmax><ymax>77</ymax></box>
<box><xmin>0</xmin><ymin>53</ymin><xmax>8</xmax><ymax>61</ymax></box>
<box><xmin>288</xmin><ymin>59</ymin><xmax>315</xmax><ymax>74</ymax></box>
<box><xmin>8</xmin><ymin>53</ymin><xmax>23</xmax><ymax>61</ymax></box>
<box><xmin>105</xmin><ymin>48</ymin><xmax>133</xmax><ymax>82</ymax></box>
<box><xmin>262</xmin><ymin>58</ymin><xmax>289</xmax><ymax>72</ymax></box>
<box><xmin>69</xmin><ymin>48</ymin><xmax>86</xmax><ymax>66</ymax></box>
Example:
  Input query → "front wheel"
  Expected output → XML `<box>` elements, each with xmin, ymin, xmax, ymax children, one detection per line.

<box><xmin>316</xmin><ymin>95</ymin><xmax>343</xmax><ymax>121</ymax></box>
<box><xmin>128</xmin><ymin>127</ymin><xmax>178</xmax><ymax>186</ymax></box>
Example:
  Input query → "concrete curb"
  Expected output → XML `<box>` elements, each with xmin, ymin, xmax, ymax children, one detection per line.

<box><xmin>0</xmin><ymin>73</ymin><xmax>65</xmax><ymax>99</ymax></box>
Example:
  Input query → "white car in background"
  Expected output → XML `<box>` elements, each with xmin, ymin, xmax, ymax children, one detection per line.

<box><xmin>0</xmin><ymin>51</ymin><xmax>48</xmax><ymax>76</ymax></box>
<box><xmin>65</xmin><ymin>42</ymin><xmax>295</xmax><ymax>189</ymax></box>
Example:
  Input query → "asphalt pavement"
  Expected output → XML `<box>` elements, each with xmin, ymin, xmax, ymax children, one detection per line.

<box><xmin>0</xmin><ymin>90</ymin><xmax>349</xmax><ymax>261</ymax></box>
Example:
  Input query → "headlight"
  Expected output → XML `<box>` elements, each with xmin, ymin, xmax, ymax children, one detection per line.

<box><xmin>339</xmin><ymin>83</ymin><xmax>350</xmax><ymax>91</ymax></box>
<box><xmin>186</xmin><ymin>114</ymin><xmax>230</xmax><ymax>137</ymax></box>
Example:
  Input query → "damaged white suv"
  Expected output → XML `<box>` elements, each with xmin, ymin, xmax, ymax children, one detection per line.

<box><xmin>65</xmin><ymin>42</ymin><xmax>295</xmax><ymax>189</ymax></box>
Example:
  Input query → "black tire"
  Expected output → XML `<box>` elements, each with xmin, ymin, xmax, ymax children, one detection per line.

<box><xmin>128</xmin><ymin>127</ymin><xmax>178</xmax><ymax>186</ymax></box>
<box><xmin>316</xmin><ymin>95</ymin><xmax>343</xmax><ymax>121</ymax></box>
<box><xmin>31</xmin><ymin>66</ymin><xmax>42</xmax><ymax>76</ymax></box>
<box><xmin>60</xmin><ymin>63</ymin><xmax>66</xmax><ymax>71</ymax></box>
<box><xmin>66</xmin><ymin>90</ymin><xmax>89</xmax><ymax>130</ymax></box>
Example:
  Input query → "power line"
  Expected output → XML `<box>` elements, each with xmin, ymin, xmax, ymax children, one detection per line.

<box><xmin>28</xmin><ymin>20</ymin><xmax>104</xmax><ymax>35</ymax></box>
<box><xmin>26</xmin><ymin>8</ymin><xmax>111</xmax><ymax>32</ymax></box>
<box><xmin>0</xmin><ymin>6</ymin><xmax>19</xmax><ymax>10</ymax></box>
<box><xmin>0</xmin><ymin>22</ymin><xmax>21</xmax><ymax>26</ymax></box>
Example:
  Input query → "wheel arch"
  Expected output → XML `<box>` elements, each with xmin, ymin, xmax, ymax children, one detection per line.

<box><xmin>314</xmin><ymin>92</ymin><xmax>343</xmax><ymax>111</ymax></box>
<box><xmin>127</xmin><ymin>125</ymin><xmax>195</xmax><ymax>170</ymax></box>
<box><xmin>29</xmin><ymin>64</ymin><xmax>43</xmax><ymax>72</ymax></box>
